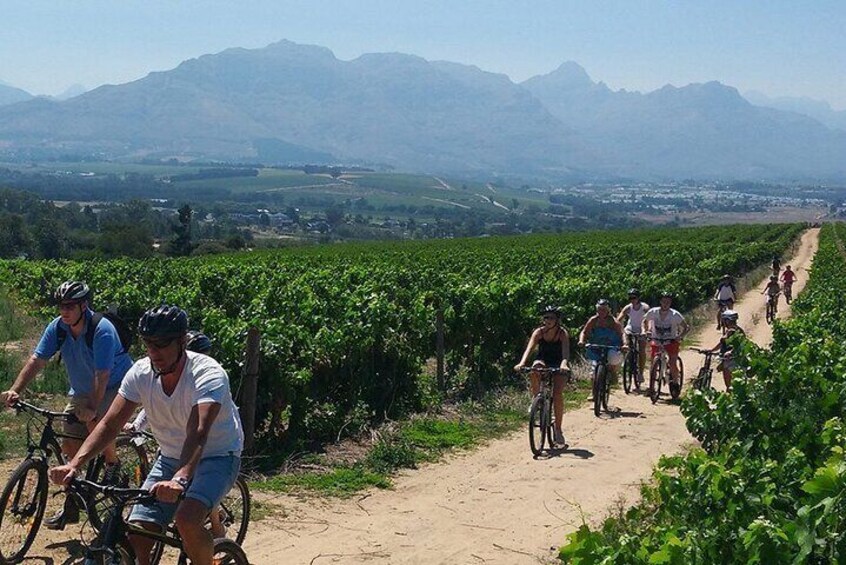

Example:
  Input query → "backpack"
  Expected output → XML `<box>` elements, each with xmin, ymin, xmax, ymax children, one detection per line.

<box><xmin>56</xmin><ymin>312</ymin><xmax>134</xmax><ymax>356</ymax></box>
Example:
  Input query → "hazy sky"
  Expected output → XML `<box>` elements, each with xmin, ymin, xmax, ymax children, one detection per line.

<box><xmin>2</xmin><ymin>1</ymin><xmax>844</xmax><ymax>109</ymax></box>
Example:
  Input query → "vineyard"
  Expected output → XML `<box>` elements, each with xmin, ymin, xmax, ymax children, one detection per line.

<box><xmin>0</xmin><ymin>224</ymin><xmax>801</xmax><ymax>452</ymax></box>
<box><xmin>560</xmin><ymin>223</ymin><xmax>846</xmax><ymax>563</ymax></box>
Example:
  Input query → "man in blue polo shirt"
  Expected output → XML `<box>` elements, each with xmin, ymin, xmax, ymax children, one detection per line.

<box><xmin>1</xmin><ymin>280</ymin><xmax>133</xmax><ymax>528</ymax></box>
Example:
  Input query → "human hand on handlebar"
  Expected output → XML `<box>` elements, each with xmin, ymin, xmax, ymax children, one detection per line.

<box><xmin>50</xmin><ymin>464</ymin><xmax>79</xmax><ymax>487</ymax></box>
<box><xmin>0</xmin><ymin>390</ymin><xmax>19</xmax><ymax>408</ymax></box>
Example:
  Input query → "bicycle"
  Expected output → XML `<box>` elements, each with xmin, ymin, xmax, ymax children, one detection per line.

<box><xmin>125</xmin><ymin>429</ymin><xmax>250</xmax><ymax>549</ymax></box>
<box><xmin>520</xmin><ymin>366</ymin><xmax>568</xmax><ymax>456</ymax></box>
<box><xmin>783</xmin><ymin>282</ymin><xmax>793</xmax><ymax>304</ymax></box>
<box><xmin>715</xmin><ymin>299</ymin><xmax>733</xmax><ymax>333</ymax></box>
<box><xmin>66</xmin><ymin>477</ymin><xmax>248</xmax><ymax>565</ymax></box>
<box><xmin>648</xmin><ymin>336</ymin><xmax>685</xmax><ymax>403</ymax></box>
<box><xmin>0</xmin><ymin>400</ymin><xmax>149</xmax><ymax>563</ymax></box>
<box><xmin>585</xmin><ymin>344</ymin><xmax>618</xmax><ymax>417</ymax></box>
<box><xmin>622</xmin><ymin>332</ymin><xmax>642</xmax><ymax>394</ymax></box>
<box><xmin>765</xmin><ymin>292</ymin><xmax>780</xmax><ymax>324</ymax></box>
<box><xmin>691</xmin><ymin>349</ymin><xmax>722</xmax><ymax>391</ymax></box>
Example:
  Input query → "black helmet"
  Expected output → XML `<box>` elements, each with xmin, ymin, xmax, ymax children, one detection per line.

<box><xmin>186</xmin><ymin>330</ymin><xmax>212</xmax><ymax>354</ymax></box>
<box><xmin>55</xmin><ymin>281</ymin><xmax>90</xmax><ymax>303</ymax></box>
<box><xmin>541</xmin><ymin>305</ymin><xmax>561</xmax><ymax>318</ymax></box>
<box><xmin>138</xmin><ymin>305</ymin><xmax>188</xmax><ymax>338</ymax></box>
<box><xmin>628</xmin><ymin>288</ymin><xmax>640</xmax><ymax>298</ymax></box>
<box><xmin>660</xmin><ymin>291</ymin><xmax>674</xmax><ymax>299</ymax></box>
<box><xmin>596</xmin><ymin>298</ymin><xmax>611</xmax><ymax>308</ymax></box>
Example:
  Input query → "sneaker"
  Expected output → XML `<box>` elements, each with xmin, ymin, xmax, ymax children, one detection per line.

<box><xmin>102</xmin><ymin>461</ymin><xmax>123</xmax><ymax>486</ymax></box>
<box><xmin>44</xmin><ymin>498</ymin><xmax>79</xmax><ymax>530</ymax></box>
<box><xmin>553</xmin><ymin>430</ymin><xmax>566</xmax><ymax>446</ymax></box>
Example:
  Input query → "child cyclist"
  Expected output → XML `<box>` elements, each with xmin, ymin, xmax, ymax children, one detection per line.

<box><xmin>515</xmin><ymin>305</ymin><xmax>570</xmax><ymax>446</ymax></box>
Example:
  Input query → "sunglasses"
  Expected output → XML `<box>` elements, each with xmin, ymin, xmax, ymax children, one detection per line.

<box><xmin>142</xmin><ymin>337</ymin><xmax>178</xmax><ymax>350</ymax></box>
<box><xmin>542</xmin><ymin>315</ymin><xmax>557</xmax><ymax>320</ymax></box>
<box><xmin>58</xmin><ymin>302</ymin><xmax>81</xmax><ymax>311</ymax></box>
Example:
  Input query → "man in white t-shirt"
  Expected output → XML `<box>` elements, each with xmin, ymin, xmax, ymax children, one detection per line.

<box><xmin>616</xmin><ymin>288</ymin><xmax>650</xmax><ymax>385</ymax></box>
<box><xmin>642</xmin><ymin>292</ymin><xmax>690</xmax><ymax>397</ymax></box>
<box><xmin>713</xmin><ymin>274</ymin><xmax>737</xmax><ymax>330</ymax></box>
<box><xmin>50</xmin><ymin>305</ymin><xmax>243</xmax><ymax>565</ymax></box>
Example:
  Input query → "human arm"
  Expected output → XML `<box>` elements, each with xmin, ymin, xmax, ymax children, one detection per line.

<box><xmin>578</xmin><ymin>318</ymin><xmax>595</xmax><ymax>346</ymax></box>
<box><xmin>1</xmin><ymin>356</ymin><xmax>48</xmax><ymax>406</ymax></box>
<box><xmin>559</xmin><ymin>329</ymin><xmax>570</xmax><ymax>370</ymax></box>
<box><xmin>50</xmin><ymin>394</ymin><xmax>138</xmax><ymax>485</ymax></box>
<box><xmin>514</xmin><ymin>329</ymin><xmax>540</xmax><ymax>371</ymax></box>
<box><xmin>615</xmin><ymin>304</ymin><xmax>630</xmax><ymax>325</ymax></box>
<box><xmin>678</xmin><ymin>317</ymin><xmax>691</xmax><ymax>341</ymax></box>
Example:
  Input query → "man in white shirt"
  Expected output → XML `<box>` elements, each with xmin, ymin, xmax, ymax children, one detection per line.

<box><xmin>713</xmin><ymin>274</ymin><xmax>736</xmax><ymax>330</ymax></box>
<box><xmin>642</xmin><ymin>292</ymin><xmax>690</xmax><ymax>397</ymax></box>
<box><xmin>50</xmin><ymin>305</ymin><xmax>244</xmax><ymax>565</ymax></box>
<box><xmin>616</xmin><ymin>288</ymin><xmax>650</xmax><ymax>385</ymax></box>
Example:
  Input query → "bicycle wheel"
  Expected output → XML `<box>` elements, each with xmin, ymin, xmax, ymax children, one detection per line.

<box><xmin>0</xmin><ymin>458</ymin><xmax>48</xmax><ymax>564</ymax></box>
<box><xmin>212</xmin><ymin>538</ymin><xmax>249</xmax><ymax>565</ymax></box>
<box><xmin>86</xmin><ymin>538</ymin><xmax>137</xmax><ymax>564</ymax></box>
<box><xmin>210</xmin><ymin>475</ymin><xmax>250</xmax><ymax>544</ymax></box>
<box><xmin>670</xmin><ymin>357</ymin><xmax>684</xmax><ymax>400</ymax></box>
<box><xmin>592</xmin><ymin>364</ymin><xmax>605</xmax><ymax>417</ymax></box>
<box><xmin>541</xmin><ymin>398</ymin><xmax>553</xmax><ymax>449</ymax></box>
<box><xmin>622</xmin><ymin>351</ymin><xmax>634</xmax><ymax>394</ymax></box>
<box><xmin>649</xmin><ymin>358</ymin><xmax>662</xmax><ymax>404</ymax></box>
<box><xmin>87</xmin><ymin>439</ymin><xmax>149</xmax><ymax>533</ymax></box>
<box><xmin>693</xmin><ymin>368</ymin><xmax>707</xmax><ymax>391</ymax></box>
<box><xmin>528</xmin><ymin>395</ymin><xmax>545</xmax><ymax>456</ymax></box>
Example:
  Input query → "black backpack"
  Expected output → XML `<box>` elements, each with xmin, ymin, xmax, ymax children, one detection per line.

<box><xmin>56</xmin><ymin>312</ymin><xmax>134</xmax><ymax>355</ymax></box>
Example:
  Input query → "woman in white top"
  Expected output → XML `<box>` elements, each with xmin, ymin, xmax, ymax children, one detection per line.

<box><xmin>616</xmin><ymin>288</ymin><xmax>649</xmax><ymax>383</ymax></box>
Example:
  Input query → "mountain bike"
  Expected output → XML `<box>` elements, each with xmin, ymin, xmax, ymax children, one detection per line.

<box><xmin>66</xmin><ymin>477</ymin><xmax>248</xmax><ymax>565</ymax></box>
<box><xmin>691</xmin><ymin>348</ymin><xmax>721</xmax><ymax>391</ymax></box>
<box><xmin>648</xmin><ymin>336</ymin><xmax>684</xmax><ymax>403</ymax></box>
<box><xmin>122</xmin><ymin>429</ymin><xmax>251</xmax><ymax>549</ymax></box>
<box><xmin>585</xmin><ymin>344</ymin><xmax>618</xmax><ymax>417</ymax></box>
<box><xmin>715</xmin><ymin>299</ymin><xmax>733</xmax><ymax>333</ymax></box>
<box><xmin>622</xmin><ymin>332</ymin><xmax>642</xmax><ymax>394</ymax></box>
<box><xmin>783</xmin><ymin>282</ymin><xmax>793</xmax><ymax>304</ymax></box>
<box><xmin>0</xmin><ymin>400</ymin><xmax>149</xmax><ymax>563</ymax></box>
<box><xmin>520</xmin><ymin>366</ymin><xmax>568</xmax><ymax>456</ymax></box>
<box><xmin>765</xmin><ymin>292</ymin><xmax>780</xmax><ymax>324</ymax></box>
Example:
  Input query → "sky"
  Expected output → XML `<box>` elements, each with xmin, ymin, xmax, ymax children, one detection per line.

<box><xmin>2</xmin><ymin>0</ymin><xmax>844</xmax><ymax>109</ymax></box>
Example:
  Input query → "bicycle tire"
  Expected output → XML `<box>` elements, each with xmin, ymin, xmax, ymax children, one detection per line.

<box><xmin>670</xmin><ymin>357</ymin><xmax>684</xmax><ymax>400</ymax></box>
<box><xmin>211</xmin><ymin>475</ymin><xmax>250</xmax><ymax>545</ymax></box>
<box><xmin>528</xmin><ymin>395</ymin><xmax>545</xmax><ymax>456</ymax></box>
<box><xmin>694</xmin><ymin>368</ymin><xmax>708</xmax><ymax>391</ymax></box>
<box><xmin>592</xmin><ymin>364</ymin><xmax>604</xmax><ymax>417</ymax></box>
<box><xmin>84</xmin><ymin>537</ymin><xmax>136</xmax><ymax>564</ymax></box>
<box><xmin>87</xmin><ymin>437</ymin><xmax>150</xmax><ymax>533</ymax></box>
<box><xmin>0</xmin><ymin>458</ymin><xmax>48</xmax><ymax>564</ymax></box>
<box><xmin>622</xmin><ymin>351</ymin><xmax>634</xmax><ymax>394</ymax></box>
<box><xmin>212</xmin><ymin>537</ymin><xmax>249</xmax><ymax>565</ymax></box>
<box><xmin>649</xmin><ymin>358</ymin><xmax>662</xmax><ymax>404</ymax></box>
<box><xmin>541</xmin><ymin>398</ymin><xmax>552</xmax><ymax>450</ymax></box>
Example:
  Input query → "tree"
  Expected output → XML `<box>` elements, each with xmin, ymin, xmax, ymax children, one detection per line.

<box><xmin>170</xmin><ymin>204</ymin><xmax>194</xmax><ymax>257</ymax></box>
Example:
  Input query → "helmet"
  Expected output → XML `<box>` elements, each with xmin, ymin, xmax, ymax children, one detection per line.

<box><xmin>627</xmin><ymin>288</ymin><xmax>640</xmax><ymax>298</ymax></box>
<box><xmin>722</xmin><ymin>273</ymin><xmax>731</xmax><ymax>280</ymax></box>
<box><xmin>660</xmin><ymin>291</ymin><xmax>674</xmax><ymax>299</ymax></box>
<box><xmin>721</xmin><ymin>310</ymin><xmax>739</xmax><ymax>321</ymax></box>
<box><xmin>138</xmin><ymin>305</ymin><xmax>189</xmax><ymax>338</ymax></box>
<box><xmin>541</xmin><ymin>305</ymin><xmax>561</xmax><ymax>318</ymax></box>
<box><xmin>186</xmin><ymin>330</ymin><xmax>212</xmax><ymax>354</ymax></box>
<box><xmin>770</xmin><ymin>275</ymin><xmax>777</xmax><ymax>281</ymax></box>
<box><xmin>55</xmin><ymin>281</ymin><xmax>90</xmax><ymax>303</ymax></box>
<box><xmin>596</xmin><ymin>298</ymin><xmax>611</xmax><ymax>308</ymax></box>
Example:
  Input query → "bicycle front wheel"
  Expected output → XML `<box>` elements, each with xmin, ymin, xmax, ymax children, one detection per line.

<box><xmin>210</xmin><ymin>475</ymin><xmax>250</xmax><ymax>545</ymax></box>
<box><xmin>622</xmin><ymin>351</ymin><xmax>634</xmax><ymax>394</ymax></box>
<box><xmin>212</xmin><ymin>538</ymin><xmax>249</xmax><ymax>565</ymax></box>
<box><xmin>649</xmin><ymin>358</ymin><xmax>662</xmax><ymax>404</ymax></box>
<box><xmin>592</xmin><ymin>364</ymin><xmax>605</xmax><ymax>417</ymax></box>
<box><xmin>528</xmin><ymin>395</ymin><xmax>546</xmax><ymax>456</ymax></box>
<box><xmin>0</xmin><ymin>458</ymin><xmax>48</xmax><ymax>564</ymax></box>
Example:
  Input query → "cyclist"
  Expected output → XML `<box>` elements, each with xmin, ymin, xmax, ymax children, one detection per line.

<box><xmin>706</xmin><ymin>310</ymin><xmax>746</xmax><ymax>390</ymax></box>
<box><xmin>616</xmin><ymin>288</ymin><xmax>649</xmax><ymax>385</ymax></box>
<box><xmin>578</xmin><ymin>299</ymin><xmax>625</xmax><ymax>386</ymax></box>
<box><xmin>514</xmin><ymin>305</ymin><xmax>570</xmax><ymax>446</ymax></box>
<box><xmin>0</xmin><ymin>281</ymin><xmax>133</xmax><ymax>529</ymax></box>
<box><xmin>642</xmin><ymin>292</ymin><xmax>690</xmax><ymax>395</ymax></box>
<box><xmin>50</xmin><ymin>305</ymin><xmax>244</xmax><ymax>565</ymax></box>
<box><xmin>771</xmin><ymin>255</ymin><xmax>781</xmax><ymax>277</ymax></box>
<box><xmin>762</xmin><ymin>275</ymin><xmax>781</xmax><ymax>314</ymax></box>
<box><xmin>713</xmin><ymin>274</ymin><xmax>736</xmax><ymax>330</ymax></box>
<box><xmin>780</xmin><ymin>265</ymin><xmax>796</xmax><ymax>301</ymax></box>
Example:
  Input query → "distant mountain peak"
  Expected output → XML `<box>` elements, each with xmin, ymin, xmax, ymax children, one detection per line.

<box><xmin>527</xmin><ymin>61</ymin><xmax>596</xmax><ymax>90</ymax></box>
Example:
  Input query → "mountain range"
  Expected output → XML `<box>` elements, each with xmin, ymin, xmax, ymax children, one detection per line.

<box><xmin>0</xmin><ymin>40</ymin><xmax>844</xmax><ymax>181</ymax></box>
<box><xmin>744</xmin><ymin>91</ymin><xmax>846</xmax><ymax>132</ymax></box>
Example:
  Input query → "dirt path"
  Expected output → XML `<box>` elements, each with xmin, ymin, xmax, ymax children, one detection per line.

<box><xmin>242</xmin><ymin>228</ymin><xmax>819</xmax><ymax>565</ymax></box>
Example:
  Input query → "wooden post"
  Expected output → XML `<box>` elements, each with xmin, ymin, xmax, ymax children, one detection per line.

<box><xmin>241</xmin><ymin>327</ymin><xmax>261</xmax><ymax>453</ymax></box>
<box><xmin>436</xmin><ymin>307</ymin><xmax>445</xmax><ymax>392</ymax></box>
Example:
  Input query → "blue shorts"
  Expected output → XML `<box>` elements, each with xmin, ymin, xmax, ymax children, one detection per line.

<box><xmin>128</xmin><ymin>454</ymin><xmax>240</xmax><ymax>528</ymax></box>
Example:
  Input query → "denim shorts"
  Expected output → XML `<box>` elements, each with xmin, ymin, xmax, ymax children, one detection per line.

<box><xmin>128</xmin><ymin>454</ymin><xmax>240</xmax><ymax>527</ymax></box>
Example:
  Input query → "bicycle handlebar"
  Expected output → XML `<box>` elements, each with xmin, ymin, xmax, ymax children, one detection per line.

<box><xmin>13</xmin><ymin>399</ymin><xmax>79</xmax><ymax>424</ymax></box>
<box><xmin>583</xmin><ymin>343</ymin><xmax>620</xmax><ymax>350</ymax></box>
<box><xmin>69</xmin><ymin>477</ymin><xmax>156</xmax><ymax>504</ymax></box>
<box><xmin>518</xmin><ymin>366</ymin><xmax>568</xmax><ymax>374</ymax></box>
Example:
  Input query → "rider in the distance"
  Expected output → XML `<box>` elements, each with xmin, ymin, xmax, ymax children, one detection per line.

<box><xmin>713</xmin><ymin>274</ymin><xmax>736</xmax><ymax>330</ymax></box>
<box><xmin>762</xmin><ymin>275</ymin><xmax>781</xmax><ymax>314</ymax></box>
<box><xmin>780</xmin><ymin>265</ymin><xmax>796</xmax><ymax>302</ymax></box>
<box><xmin>642</xmin><ymin>292</ymin><xmax>690</xmax><ymax>395</ymax></box>
<box><xmin>616</xmin><ymin>289</ymin><xmax>649</xmax><ymax>387</ymax></box>
<box><xmin>579</xmin><ymin>299</ymin><xmax>625</xmax><ymax>385</ymax></box>
<box><xmin>515</xmin><ymin>305</ymin><xmax>570</xmax><ymax>446</ymax></box>
<box><xmin>706</xmin><ymin>310</ymin><xmax>746</xmax><ymax>390</ymax></box>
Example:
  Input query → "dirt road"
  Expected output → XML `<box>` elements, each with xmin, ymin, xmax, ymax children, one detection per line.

<box><xmin>242</xmin><ymin>228</ymin><xmax>819</xmax><ymax>565</ymax></box>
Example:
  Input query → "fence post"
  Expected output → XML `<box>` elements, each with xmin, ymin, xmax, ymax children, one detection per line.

<box><xmin>241</xmin><ymin>327</ymin><xmax>261</xmax><ymax>453</ymax></box>
<box><xmin>436</xmin><ymin>306</ymin><xmax>445</xmax><ymax>392</ymax></box>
